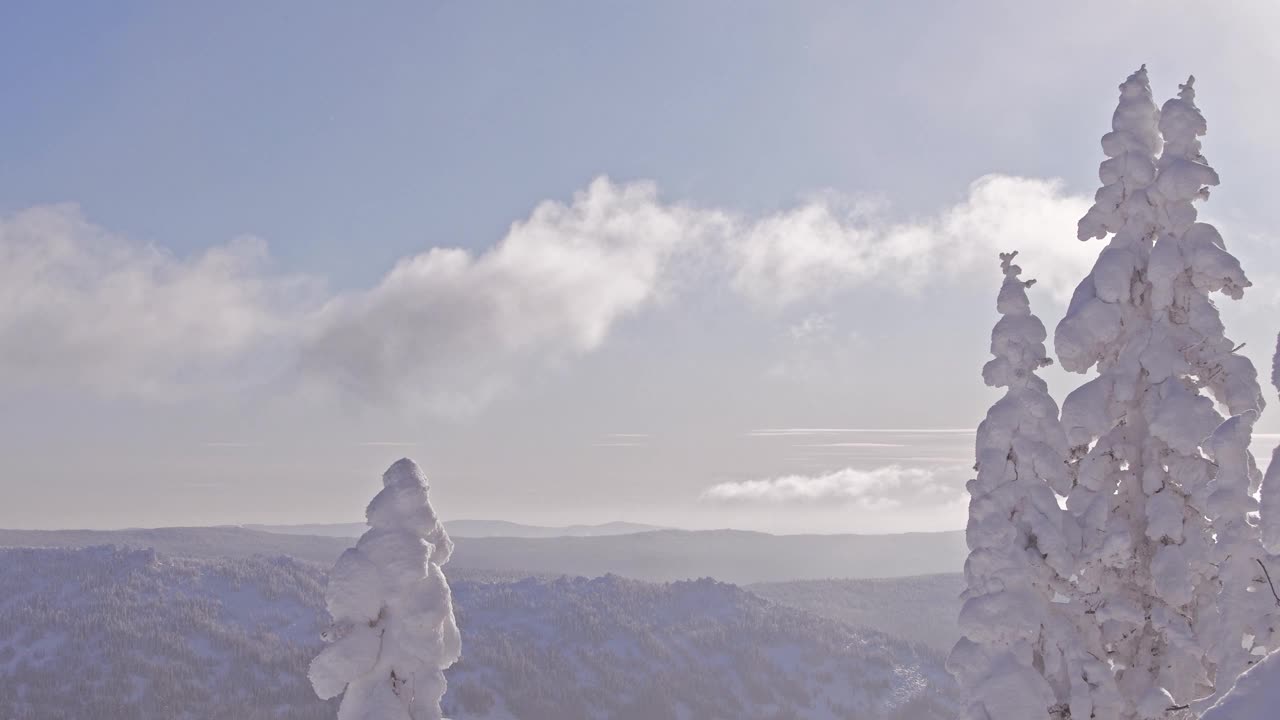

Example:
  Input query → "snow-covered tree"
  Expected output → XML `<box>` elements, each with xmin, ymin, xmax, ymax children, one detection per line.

<box><xmin>1202</xmin><ymin>336</ymin><xmax>1280</xmax><ymax>719</ymax></box>
<box><xmin>1056</xmin><ymin>67</ymin><xmax>1268</xmax><ymax>716</ymax></box>
<box><xmin>949</xmin><ymin>252</ymin><xmax>1106</xmax><ymax>720</ymax></box>
<box><xmin>310</xmin><ymin>458</ymin><xmax>461</xmax><ymax>720</ymax></box>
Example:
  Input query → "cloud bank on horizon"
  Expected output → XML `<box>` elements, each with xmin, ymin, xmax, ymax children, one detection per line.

<box><xmin>701</xmin><ymin>464</ymin><xmax>969</xmax><ymax>509</ymax></box>
<box><xmin>0</xmin><ymin>173</ymin><xmax>1098</xmax><ymax>414</ymax></box>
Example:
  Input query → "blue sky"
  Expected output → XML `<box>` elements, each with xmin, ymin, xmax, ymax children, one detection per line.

<box><xmin>3</xmin><ymin>2</ymin><xmax>1280</xmax><ymax>531</ymax></box>
<box><xmin>0</xmin><ymin>1</ymin><xmax>1114</xmax><ymax>276</ymax></box>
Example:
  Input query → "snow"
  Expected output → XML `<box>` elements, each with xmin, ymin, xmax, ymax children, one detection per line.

<box><xmin>310</xmin><ymin>458</ymin><xmax>461</xmax><ymax>720</ymax></box>
<box><xmin>1200</xmin><ymin>649</ymin><xmax>1280</xmax><ymax>720</ymax></box>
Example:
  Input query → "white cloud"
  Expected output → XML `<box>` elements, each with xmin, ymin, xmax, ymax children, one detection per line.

<box><xmin>797</xmin><ymin>442</ymin><xmax>905</xmax><ymax>448</ymax></box>
<box><xmin>296</xmin><ymin>177</ymin><xmax>727</xmax><ymax>415</ymax></box>
<box><xmin>729</xmin><ymin>175</ymin><xmax>1096</xmax><ymax>306</ymax></box>
<box><xmin>749</xmin><ymin>428</ymin><xmax>976</xmax><ymax>436</ymax></box>
<box><xmin>787</xmin><ymin>313</ymin><xmax>835</xmax><ymax>341</ymax></box>
<box><xmin>700</xmin><ymin>464</ymin><xmax>968</xmax><ymax>507</ymax></box>
<box><xmin>0</xmin><ymin>204</ymin><xmax>316</xmax><ymax>398</ymax></box>
<box><xmin>0</xmin><ymin>174</ymin><xmax>1100</xmax><ymax>412</ymax></box>
<box><xmin>294</xmin><ymin>174</ymin><xmax>1100</xmax><ymax>415</ymax></box>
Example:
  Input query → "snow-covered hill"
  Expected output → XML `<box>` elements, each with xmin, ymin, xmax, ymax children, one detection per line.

<box><xmin>443</xmin><ymin>574</ymin><xmax>955</xmax><ymax>720</ymax></box>
<box><xmin>0</xmin><ymin>547</ymin><xmax>957</xmax><ymax>720</ymax></box>
<box><xmin>748</xmin><ymin>575</ymin><xmax>964</xmax><ymax>653</ymax></box>
<box><xmin>0</xmin><ymin>546</ymin><xmax>332</xmax><ymax>720</ymax></box>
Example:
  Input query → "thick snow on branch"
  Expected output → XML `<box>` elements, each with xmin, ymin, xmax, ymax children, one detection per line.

<box><xmin>1054</xmin><ymin>68</ymin><xmax>1270</xmax><ymax>716</ymax></box>
<box><xmin>310</xmin><ymin>459</ymin><xmax>461</xmax><ymax>720</ymax></box>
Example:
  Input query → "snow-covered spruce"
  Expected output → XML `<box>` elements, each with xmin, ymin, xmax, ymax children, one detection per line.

<box><xmin>309</xmin><ymin>458</ymin><xmax>461</xmax><ymax>720</ymax></box>
<box><xmin>948</xmin><ymin>252</ymin><xmax>1102</xmax><ymax>720</ymax></box>
<box><xmin>1056</xmin><ymin>68</ymin><xmax>1268</xmax><ymax>716</ymax></box>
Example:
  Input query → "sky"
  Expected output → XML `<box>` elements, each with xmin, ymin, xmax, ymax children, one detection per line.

<box><xmin>3</xmin><ymin>1</ymin><xmax>1280</xmax><ymax>533</ymax></box>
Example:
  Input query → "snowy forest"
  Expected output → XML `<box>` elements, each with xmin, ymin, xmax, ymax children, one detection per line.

<box><xmin>949</xmin><ymin>68</ymin><xmax>1280</xmax><ymax>719</ymax></box>
<box><xmin>5</xmin><ymin>3</ymin><xmax>1280</xmax><ymax>719</ymax></box>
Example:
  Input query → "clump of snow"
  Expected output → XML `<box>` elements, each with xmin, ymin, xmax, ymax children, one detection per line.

<box><xmin>310</xmin><ymin>458</ymin><xmax>461</xmax><ymax>720</ymax></box>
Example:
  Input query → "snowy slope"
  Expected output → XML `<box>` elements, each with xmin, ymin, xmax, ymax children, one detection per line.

<box><xmin>0</xmin><ymin>546</ymin><xmax>958</xmax><ymax>720</ymax></box>
<box><xmin>443</xmin><ymin>574</ymin><xmax>956</xmax><ymax>720</ymax></box>
<box><xmin>0</xmin><ymin>546</ymin><xmax>332</xmax><ymax>720</ymax></box>
<box><xmin>748</xmin><ymin>574</ymin><xmax>964</xmax><ymax>653</ymax></box>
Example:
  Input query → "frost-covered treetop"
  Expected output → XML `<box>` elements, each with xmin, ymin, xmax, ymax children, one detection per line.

<box><xmin>1154</xmin><ymin>76</ymin><xmax>1217</xmax><ymax>233</ymax></box>
<box><xmin>1077</xmin><ymin>65</ymin><xmax>1161</xmax><ymax>242</ymax></box>
<box><xmin>983</xmin><ymin>252</ymin><xmax>1052</xmax><ymax>393</ymax></box>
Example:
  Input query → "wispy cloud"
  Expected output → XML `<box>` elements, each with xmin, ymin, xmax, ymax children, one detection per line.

<box><xmin>749</xmin><ymin>428</ymin><xmax>976</xmax><ymax>436</ymax></box>
<box><xmin>297</xmin><ymin>178</ymin><xmax>727</xmax><ymax>416</ymax></box>
<box><xmin>796</xmin><ymin>442</ymin><xmax>906</xmax><ymax>448</ymax></box>
<box><xmin>786</xmin><ymin>455</ymin><xmax>974</xmax><ymax>464</ymax></box>
<box><xmin>701</xmin><ymin>465</ymin><xmax>968</xmax><ymax>507</ymax></box>
<box><xmin>0</xmin><ymin>174</ymin><xmax>1092</xmax><ymax>414</ymax></box>
<box><xmin>0</xmin><ymin>205</ymin><xmax>317</xmax><ymax>399</ymax></box>
<box><xmin>727</xmin><ymin>175</ymin><xmax>1094</xmax><ymax>306</ymax></box>
<box><xmin>179</xmin><ymin>481</ymin><xmax>226</xmax><ymax>489</ymax></box>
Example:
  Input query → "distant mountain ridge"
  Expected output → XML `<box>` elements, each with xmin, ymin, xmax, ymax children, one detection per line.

<box><xmin>0</xmin><ymin>546</ymin><xmax>958</xmax><ymax>720</ymax></box>
<box><xmin>0</xmin><ymin>526</ymin><xmax>968</xmax><ymax>583</ymax></box>
<box><xmin>243</xmin><ymin>519</ymin><xmax>664</xmax><ymax>538</ymax></box>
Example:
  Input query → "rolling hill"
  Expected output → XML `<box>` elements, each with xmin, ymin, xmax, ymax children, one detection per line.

<box><xmin>0</xmin><ymin>546</ymin><xmax>958</xmax><ymax>720</ymax></box>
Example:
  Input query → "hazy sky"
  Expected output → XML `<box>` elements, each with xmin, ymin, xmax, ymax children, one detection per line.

<box><xmin>4</xmin><ymin>1</ymin><xmax>1280</xmax><ymax>533</ymax></box>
